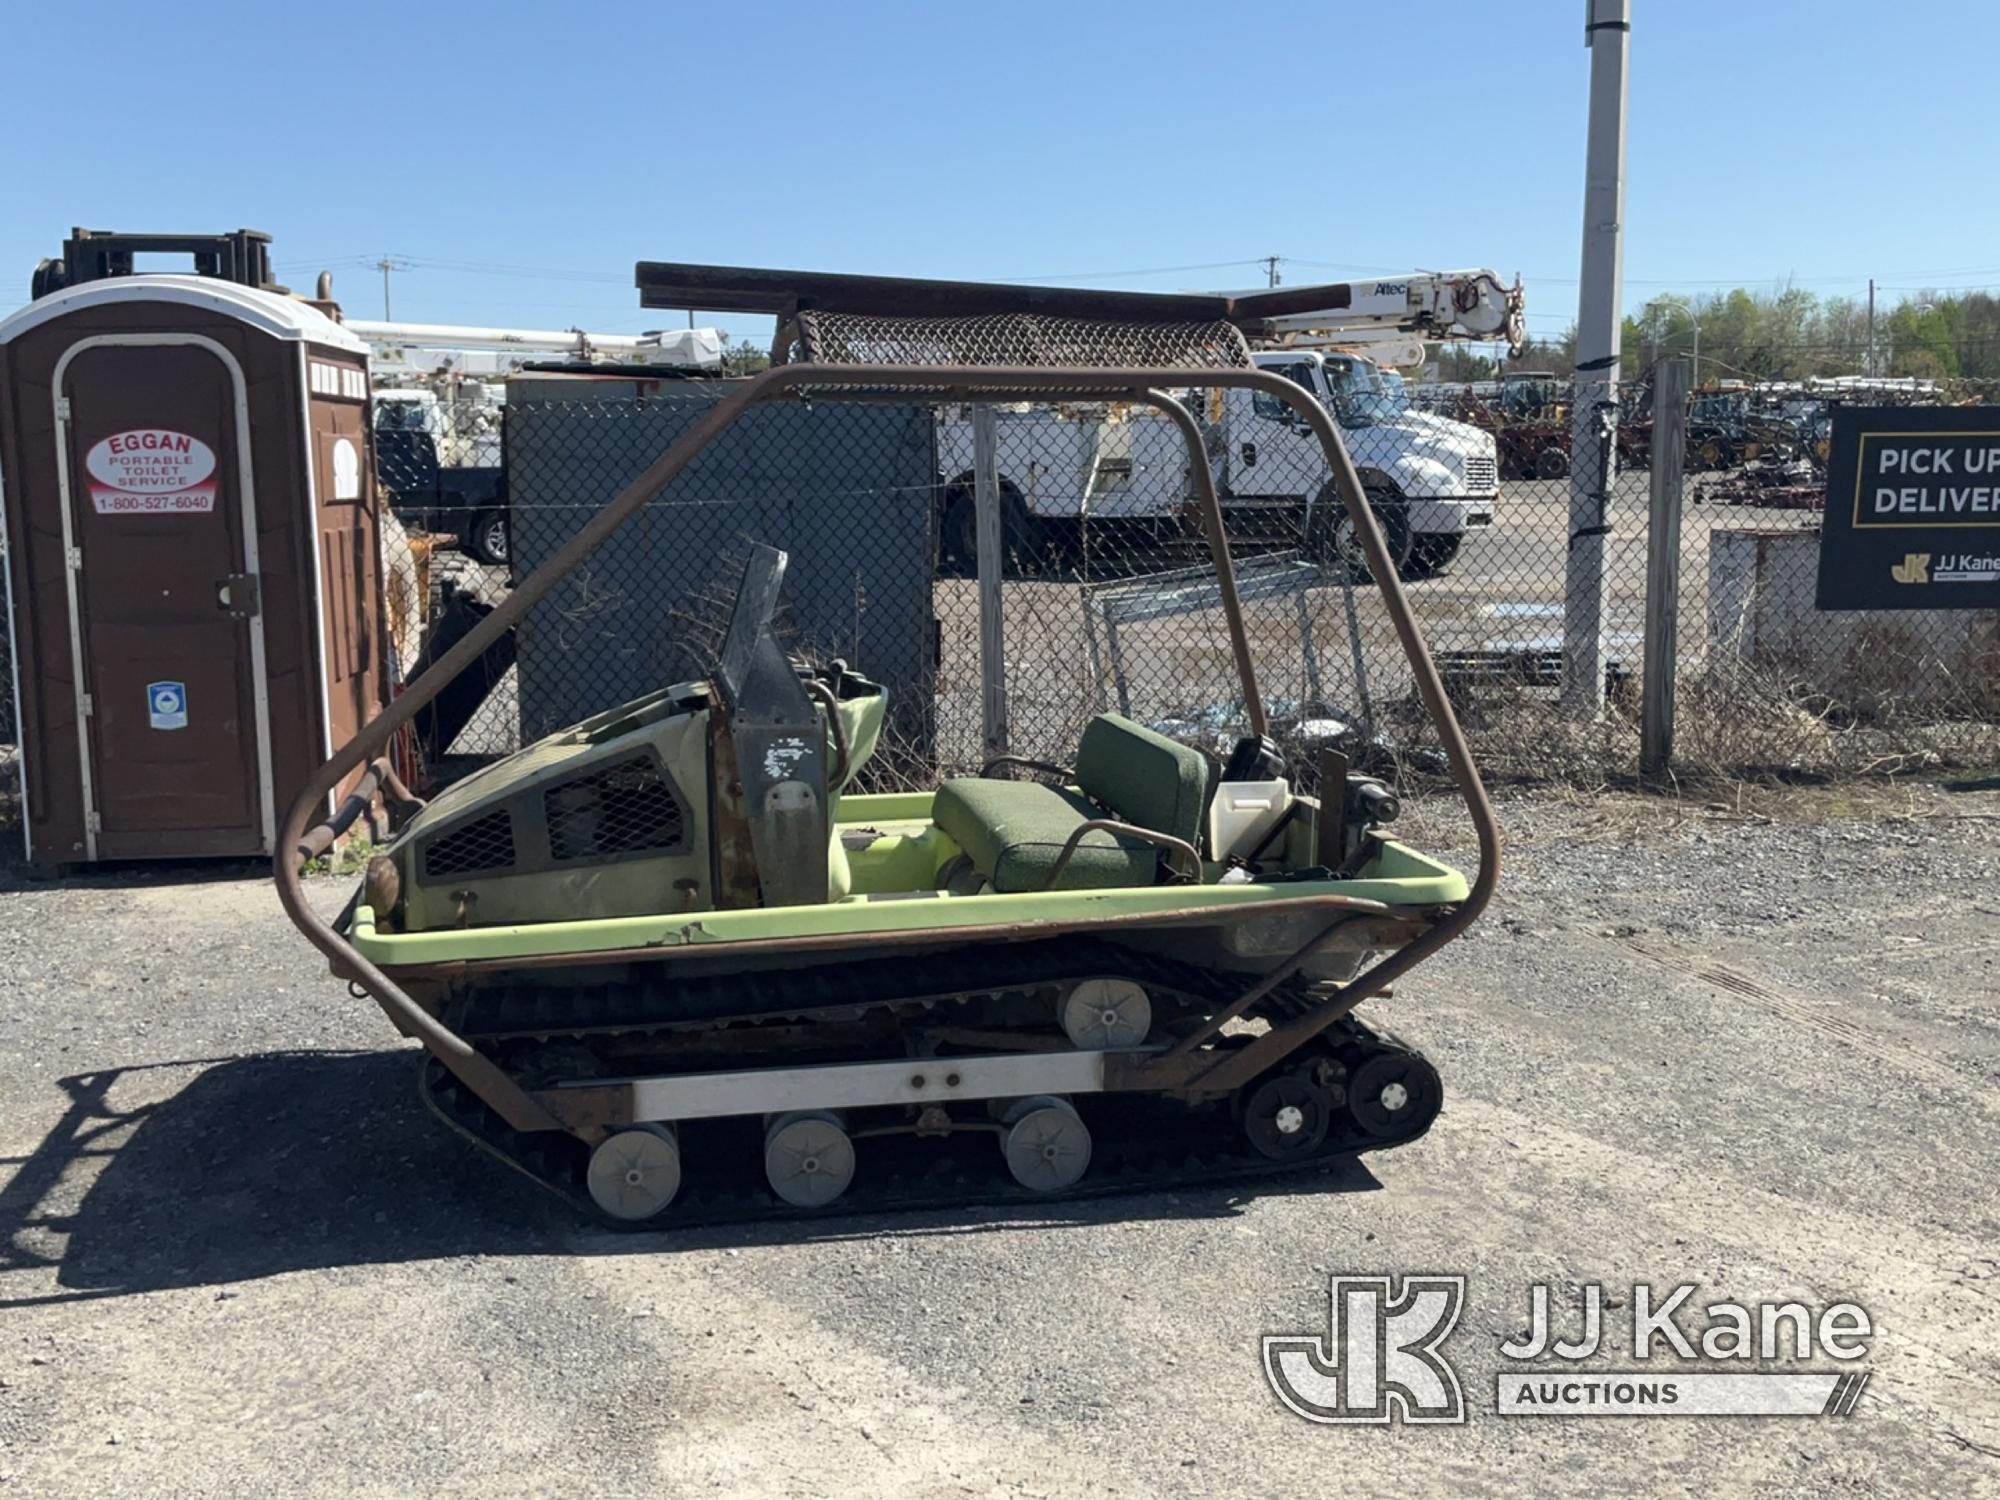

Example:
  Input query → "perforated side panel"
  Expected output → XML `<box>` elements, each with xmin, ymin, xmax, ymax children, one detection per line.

<box><xmin>420</xmin><ymin>808</ymin><xmax>517</xmax><ymax>880</ymax></box>
<box><xmin>544</xmin><ymin>757</ymin><xmax>688</xmax><ymax>862</ymax></box>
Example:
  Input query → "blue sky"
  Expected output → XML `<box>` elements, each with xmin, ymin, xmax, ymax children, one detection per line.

<box><xmin>7</xmin><ymin>0</ymin><xmax>1997</xmax><ymax>347</ymax></box>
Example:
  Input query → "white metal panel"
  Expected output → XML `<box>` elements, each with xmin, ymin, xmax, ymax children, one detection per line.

<box><xmin>295</xmin><ymin>345</ymin><xmax>336</xmax><ymax>784</ymax></box>
<box><xmin>0</xmin><ymin>275</ymin><xmax>368</xmax><ymax>355</ymax></box>
<box><xmin>613</xmin><ymin>1048</ymin><xmax>1136</xmax><ymax>1123</ymax></box>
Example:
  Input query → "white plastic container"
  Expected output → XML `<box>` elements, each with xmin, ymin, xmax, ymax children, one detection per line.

<box><xmin>1206</xmin><ymin>778</ymin><xmax>1293</xmax><ymax>862</ymax></box>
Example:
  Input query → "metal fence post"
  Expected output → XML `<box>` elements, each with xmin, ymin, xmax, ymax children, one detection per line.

<box><xmin>1561</xmin><ymin>0</ymin><xmax>1631</xmax><ymax>713</ymax></box>
<box><xmin>1640</xmin><ymin>357</ymin><xmax>1690</xmax><ymax>777</ymax></box>
<box><xmin>972</xmin><ymin>404</ymin><xmax>1008</xmax><ymax>761</ymax></box>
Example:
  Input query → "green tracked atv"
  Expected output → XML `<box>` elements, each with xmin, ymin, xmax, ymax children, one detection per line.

<box><xmin>278</xmin><ymin>265</ymin><xmax>1499</xmax><ymax>1226</ymax></box>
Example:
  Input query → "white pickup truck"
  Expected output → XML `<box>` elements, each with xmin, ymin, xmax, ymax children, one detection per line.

<box><xmin>935</xmin><ymin>348</ymin><xmax>1498</xmax><ymax>580</ymax></box>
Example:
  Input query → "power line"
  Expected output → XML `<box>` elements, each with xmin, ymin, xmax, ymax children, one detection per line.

<box><xmin>992</xmin><ymin>258</ymin><xmax>1268</xmax><ymax>284</ymax></box>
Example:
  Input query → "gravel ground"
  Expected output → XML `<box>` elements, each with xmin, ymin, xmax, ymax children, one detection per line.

<box><xmin>1</xmin><ymin>781</ymin><xmax>1997</xmax><ymax>1496</ymax></box>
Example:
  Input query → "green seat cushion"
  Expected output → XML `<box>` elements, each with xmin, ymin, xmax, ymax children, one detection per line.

<box><xmin>932</xmin><ymin>778</ymin><xmax>1157</xmax><ymax>893</ymax></box>
<box><xmin>1074</xmin><ymin>714</ymin><xmax>1211</xmax><ymax>849</ymax></box>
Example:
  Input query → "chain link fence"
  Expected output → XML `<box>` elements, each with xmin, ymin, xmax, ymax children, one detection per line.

<box><xmin>1660</xmin><ymin>369</ymin><xmax>1999</xmax><ymax>776</ymax></box>
<box><xmin>3</xmin><ymin>359</ymin><xmax>1994</xmax><ymax>849</ymax></box>
<box><xmin>367</xmin><ymin>361</ymin><xmax>1997</xmax><ymax>800</ymax></box>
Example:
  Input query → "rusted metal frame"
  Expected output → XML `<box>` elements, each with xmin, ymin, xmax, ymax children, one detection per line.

<box><xmin>1140</xmin><ymin>391</ymin><xmax>1267</xmax><ymax>737</ymax></box>
<box><xmin>1111</xmin><ymin>374</ymin><xmax>1502</xmax><ymax>1098</ymax></box>
<box><xmin>632</xmin><ymin>259</ymin><xmax>1359</xmax><ymax>326</ymax></box>
<box><xmin>803</xmin><ymin>679</ymin><xmax>851</xmax><ymax>790</ymax></box>
<box><xmin>274</xmin><ymin>378</ymin><xmax>774</xmax><ymax>1134</ymax></box>
<box><xmin>278</xmin><ymin>359</ymin><xmax>1493</xmax><ymax>1137</ymax></box>
<box><xmin>769</xmin><ymin>315</ymin><xmax>798</xmax><ymax>366</ymax></box>
<box><xmin>297</xmin><ymin>756</ymin><xmax>425</xmax><ymax>863</ymax></box>
<box><xmin>978</xmin><ymin>754</ymin><xmax>1072</xmax><ymax>780</ymax></box>
<box><xmin>1041</xmin><ymin>818</ymin><xmax>1202</xmax><ymax>891</ymax></box>
<box><xmin>1154</xmin><ymin>913</ymin><xmax>1370</xmax><ymax>1064</ymax></box>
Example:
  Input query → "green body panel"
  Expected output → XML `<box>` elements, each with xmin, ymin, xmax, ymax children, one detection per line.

<box><xmin>398</xmin><ymin>698</ymin><xmax>715</xmax><ymax>931</ymax></box>
<box><xmin>933</xmin><ymin>779</ymin><xmax>1155</xmax><ymax>892</ymax></box>
<box><xmin>841</xmin><ymin>824</ymin><xmax>964</xmax><ymax>895</ymax></box>
<box><xmin>833</xmin><ymin>692</ymin><xmax>885</xmax><ymax>795</ymax></box>
<box><xmin>348</xmin><ymin>805</ymin><xmax>1468</xmax><ymax>968</ymax></box>
<box><xmin>390</xmin><ymin>677</ymin><xmax>891</xmax><ymax>929</ymax></box>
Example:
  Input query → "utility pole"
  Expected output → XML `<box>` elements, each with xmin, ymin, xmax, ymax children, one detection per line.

<box><xmin>1264</xmin><ymin>255</ymin><xmax>1282</xmax><ymax>288</ymax></box>
<box><xmin>372</xmin><ymin>256</ymin><xmax>412</xmax><ymax>320</ymax></box>
<box><xmin>1640</xmin><ymin>356</ymin><xmax>1690</xmax><ymax>776</ymax></box>
<box><xmin>1562</xmin><ymin>0</ymin><xmax>1630</xmax><ymax>714</ymax></box>
<box><xmin>1866</xmin><ymin>277</ymin><xmax>1877</xmax><ymax>377</ymax></box>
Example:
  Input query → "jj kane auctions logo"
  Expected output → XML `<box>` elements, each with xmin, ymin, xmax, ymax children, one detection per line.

<box><xmin>1266</xmin><ymin>1276</ymin><xmax>1874</xmax><ymax>1423</ymax></box>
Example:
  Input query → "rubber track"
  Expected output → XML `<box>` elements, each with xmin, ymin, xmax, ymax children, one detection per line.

<box><xmin>417</xmin><ymin>936</ymin><xmax>1439</xmax><ymax>1228</ymax></box>
<box><xmin>442</xmin><ymin>937</ymin><xmax>1306</xmax><ymax>1043</ymax></box>
<box><xmin>419</xmin><ymin>1043</ymin><xmax>1436</xmax><ymax>1230</ymax></box>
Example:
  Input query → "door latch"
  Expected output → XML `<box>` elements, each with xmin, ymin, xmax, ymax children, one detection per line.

<box><xmin>216</xmin><ymin>573</ymin><xmax>262</xmax><ymax>619</ymax></box>
<box><xmin>1240</xmin><ymin>442</ymin><xmax>1258</xmax><ymax>467</ymax></box>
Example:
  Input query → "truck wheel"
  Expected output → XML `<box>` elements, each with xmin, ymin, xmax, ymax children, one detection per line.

<box><xmin>939</xmin><ymin>488</ymin><xmax>978</xmax><ymax>575</ymax></box>
<box><xmin>1404</xmin><ymin>532</ymin><xmax>1463</xmax><ymax>581</ymax></box>
<box><xmin>1310</xmin><ymin>484</ymin><xmax>1411</xmax><ymax>585</ymax></box>
<box><xmin>1535</xmin><ymin>446</ymin><xmax>1570</xmax><ymax>480</ymax></box>
<box><xmin>938</xmin><ymin>482</ymin><xmax>1043</xmax><ymax>578</ymax></box>
<box><xmin>468</xmin><ymin>510</ymin><xmax>509</xmax><ymax>566</ymax></box>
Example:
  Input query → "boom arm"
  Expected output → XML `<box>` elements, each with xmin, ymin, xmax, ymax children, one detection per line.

<box><xmin>1237</xmin><ymin>270</ymin><xmax>1526</xmax><ymax>357</ymax></box>
<box><xmin>347</xmin><ymin>319</ymin><xmax>725</xmax><ymax>377</ymax></box>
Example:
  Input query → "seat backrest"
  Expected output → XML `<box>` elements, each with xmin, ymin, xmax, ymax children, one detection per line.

<box><xmin>1074</xmin><ymin>714</ymin><xmax>1212</xmax><ymax>849</ymax></box>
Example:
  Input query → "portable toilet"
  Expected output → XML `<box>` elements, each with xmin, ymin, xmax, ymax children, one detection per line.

<box><xmin>0</xmin><ymin>258</ymin><xmax>387</xmax><ymax>863</ymax></box>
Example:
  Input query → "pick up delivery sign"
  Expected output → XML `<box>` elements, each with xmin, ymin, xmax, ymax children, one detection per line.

<box><xmin>84</xmin><ymin>429</ymin><xmax>219</xmax><ymax>515</ymax></box>
<box><xmin>1816</xmin><ymin>405</ymin><xmax>2000</xmax><ymax>609</ymax></box>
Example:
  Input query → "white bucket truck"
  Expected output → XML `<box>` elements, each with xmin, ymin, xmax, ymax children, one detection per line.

<box><xmin>934</xmin><ymin>270</ymin><xmax>1521</xmax><ymax>580</ymax></box>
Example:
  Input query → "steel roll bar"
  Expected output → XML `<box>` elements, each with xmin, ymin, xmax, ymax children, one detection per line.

<box><xmin>274</xmin><ymin>361</ymin><xmax>1499</xmax><ymax>1126</ymax></box>
<box><xmin>297</xmin><ymin>756</ymin><xmax>425</xmax><ymax>863</ymax></box>
<box><xmin>1041</xmin><ymin>819</ymin><xmax>1204</xmax><ymax>891</ymax></box>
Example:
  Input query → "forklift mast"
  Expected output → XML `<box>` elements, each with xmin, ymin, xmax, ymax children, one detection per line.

<box><xmin>30</xmin><ymin>228</ymin><xmax>280</xmax><ymax>301</ymax></box>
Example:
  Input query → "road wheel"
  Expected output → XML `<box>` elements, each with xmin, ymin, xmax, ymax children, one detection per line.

<box><xmin>586</xmin><ymin>1123</ymin><xmax>681</xmax><ymax>1222</ymax></box>
<box><xmin>1345</xmin><ymin>1051</ymin><xmax>1443</xmax><ymax>1140</ymax></box>
<box><xmin>1696</xmin><ymin>438</ymin><xmax>1725</xmax><ymax>470</ymax></box>
<box><xmin>1310</xmin><ymin>484</ymin><xmax>1412</xmax><ymax>585</ymax></box>
<box><xmin>1403</xmin><ymin>531</ymin><xmax>1463</xmax><ymax>581</ymax></box>
<box><xmin>467</xmin><ymin>509</ymin><xmax>509</xmax><ymax>566</ymax></box>
<box><xmin>1535</xmin><ymin>445</ymin><xmax>1570</xmax><ymax>480</ymax></box>
<box><xmin>1240</xmin><ymin>1074</ymin><xmax>1333</xmax><ymax>1161</ymax></box>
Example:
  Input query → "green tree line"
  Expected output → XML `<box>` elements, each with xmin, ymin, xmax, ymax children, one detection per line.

<box><xmin>1431</xmin><ymin>285</ymin><xmax>2000</xmax><ymax>386</ymax></box>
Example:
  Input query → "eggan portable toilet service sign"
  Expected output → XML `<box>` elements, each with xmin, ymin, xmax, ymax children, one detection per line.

<box><xmin>0</xmin><ymin>229</ymin><xmax>388</xmax><ymax>863</ymax></box>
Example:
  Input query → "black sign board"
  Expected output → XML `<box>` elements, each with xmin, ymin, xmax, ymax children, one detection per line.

<box><xmin>1817</xmin><ymin>405</ymin><xmax>2000</xmax><ymax>610</ymax></box>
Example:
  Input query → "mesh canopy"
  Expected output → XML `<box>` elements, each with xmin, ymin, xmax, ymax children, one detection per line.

<box><xmin>794</xmin><ymin>309</ymin><xmax>1251</xmax><ymax>371</ymax></box>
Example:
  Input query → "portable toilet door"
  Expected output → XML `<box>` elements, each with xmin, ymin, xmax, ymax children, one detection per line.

<box><xmin>57</xmin><ymin>338</ymin><xmax>274</xmax><ymax>856</ymax></box>
<box><xmin>0</xmin><ymin>275</ymin><xmax>382</xmax><ymax>862</ymax></box>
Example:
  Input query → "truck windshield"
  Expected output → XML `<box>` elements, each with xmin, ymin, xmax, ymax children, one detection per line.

<box><xmin>1326</xmin><ymin>360</ymin><xmax>1409</xmax><ymax>426</ymax></box>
